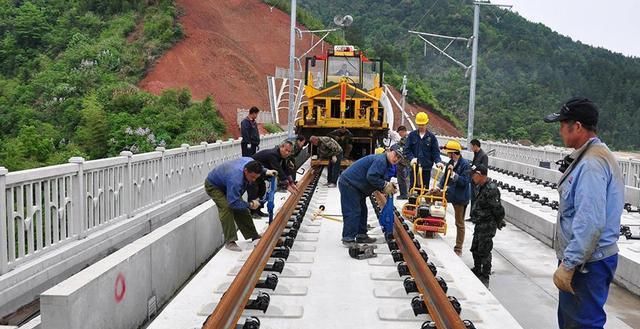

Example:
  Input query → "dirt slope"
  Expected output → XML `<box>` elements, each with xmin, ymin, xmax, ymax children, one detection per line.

<box><xmin>139</xmin><ymin>0</ymin><xmax>462</xmax><ymax>138</ymax></box>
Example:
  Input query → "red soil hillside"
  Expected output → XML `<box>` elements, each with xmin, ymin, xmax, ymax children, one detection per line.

<box><xmin>139</xmin><ymin>0</ymin><xmax>462</xmax><ymax>138</ymax></box>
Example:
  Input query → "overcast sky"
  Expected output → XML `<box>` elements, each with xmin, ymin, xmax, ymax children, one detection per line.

<box><xmin>498</xmin><ymin>0</ymin><xmax>640</xmax><ymax>58</ymax></box>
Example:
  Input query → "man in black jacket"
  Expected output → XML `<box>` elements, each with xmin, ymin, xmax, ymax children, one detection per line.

<box><xmin>241</xmin><ymin>106</ymin><xmax>261</xmax><ymax>156</ymax></box>
<box><xmin>250</xmin><ymin>140</ymin><xmax>300</xmax><ymax>217</ymax></box>
<box><xmin>469</xmin><ymin>139</ymin><xmax>489</xmax><ymax>215</ymax></box>
<box><xmin>471</xmin><ymin>139</ymin><xmax>488</xmax><ymax>168</ymax></box>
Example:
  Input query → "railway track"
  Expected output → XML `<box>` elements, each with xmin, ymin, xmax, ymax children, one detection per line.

<box><xmin>203</xmin><ymin>167</ymin><xmax>476</xmax><ymax>329</ymax></box>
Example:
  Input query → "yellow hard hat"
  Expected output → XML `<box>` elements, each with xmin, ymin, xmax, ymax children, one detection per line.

<box><xmin>415</xmin><ymin>112</ymin><xmax>429</xmax><ymax>125</ymax></box>
<box><xmin>443</xmin><ymin>140</ymin><xmax>462</xmax><ymax>153</ymax></box>
<box><xmin>374</xmin><ymin>147</ymin><xmax>386</xmax><ymax>154</ymax></box>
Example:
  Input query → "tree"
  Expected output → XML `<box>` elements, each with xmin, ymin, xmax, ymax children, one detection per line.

<box><xmin>75</xmin><ymin>94</ymin><xmax>109</xmax><ymax>159</ymax></box>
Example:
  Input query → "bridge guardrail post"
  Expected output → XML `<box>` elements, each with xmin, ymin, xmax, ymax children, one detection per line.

<box><xmin>181</xmin><ymin>144</ymin><xmax>190</xmax><ymax>193</ymax></box>
<box><xmin>0</xmin><ymin>167</ymin><xmax>8</xmax><ymax>274</ymax></box>
<box><xmin>69</xmin><ymin>157</ymin><xmax>87</xmax><ymax>239</ymax></box>
<box><xmin>156</xmin><ymin>147</ymin><xmax>166</xmax><ymax>203</ymax></box>
<box><xmin>120</xmin><ymin>151</ymin><xmax>133</xmax><ymax>218</ymax></box>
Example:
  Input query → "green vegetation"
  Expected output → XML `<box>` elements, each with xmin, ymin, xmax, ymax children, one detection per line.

<box><xmin>297</xmin><ymin>0</ymin><xmax>640</xmax><ymax>149</ymax></box>
<box><xmin>263</xmin><ymin>123</ymin><xmax>284</xmax><ymax>134</ymax></box>
<box><xmin>0</xmin><ymin>0</ymin><xmax>225</xmax><ymax>171</ymax></box>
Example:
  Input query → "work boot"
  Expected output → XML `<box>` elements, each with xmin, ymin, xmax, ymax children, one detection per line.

<box><xmin>255</xmin><ymin>209</ymin><xmax>268</xmax><ymax>217</ymax></box>
<box><xmin>342</xmin><ymin>239</ymin><xmax>356</xmax><ymax>248</ymax></box>
<box><xmin>479</xmin><ymin>275</ymin><xmax>490</xmax><ymax>287</ymax></box>
<box><xmin>470</xmin><ymin>267</ymin><xmax>481</xmax><ymax>277</ymax></box>
<box><xmin>225</xmin><ymin>241</ymin><xmax>242</xmax><ymax>252</ymax></box>
<box><xmin>355</xmin><ymin>234</ymin><xmax>377</xmax><ymax>244</ymax></box>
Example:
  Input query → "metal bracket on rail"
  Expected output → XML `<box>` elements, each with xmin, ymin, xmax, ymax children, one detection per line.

<box><xmin>411</xmin><ymin>295</ymin><xmax>428</xmax><ymax>316</ymax></box>
<box><xmin>255</xmin><ymin>273</ymin><xmax>279</xmax><ymax>290</ymax></box>
<box><xmin>397</xmin><ymin>260</ymin><xmax>437</xmax><ymax>277</ymax></box>
<box><xmin>624</xmin><ymin>203</ymin><xmax>640</xmax><ymax>213</ymax></box>
<box><xmin>404</xmin><ymin>277</ymin><xmax>419</xmax><ymax>294</ymax></box>
<box><xmin>271</xmin><ymin>246</ymin><xmax>290</xmax><ymax>260</ymax></box>
<box><xmin>422</xmin><ymin>320</ymin><xmax>477</xmax><ymax>329</ymax></box>
<box><xmin>620</xmin><ymin>225</ymin><xmax>640</xmax><ymax>240</ymax></box>
<box><xmin>240</xmin><ymin>316</ymin><xmax>260</xmax><ymax>329</ymax></box>
<box><xmin>263</xmin><ymin>258</ymin><xmax>286</xmax><ymax>273</ymax></box>
<box><xmin>244</xmin><ymin>291</ymin><xmax>270</xmax><ymax>313</ymax></box>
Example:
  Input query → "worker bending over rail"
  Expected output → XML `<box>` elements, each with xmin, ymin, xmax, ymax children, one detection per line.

<box><xmin>338</xmin><ymin>145</ymin><xmax>403</xmax><ymax>247</ymax></box>
<box><xmin>204</xmin><ymin>158</ymin><xmax>277</xmax><ymax>251</ymax></box>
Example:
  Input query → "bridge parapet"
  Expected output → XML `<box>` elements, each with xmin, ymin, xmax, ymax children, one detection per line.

<box><xmin>437</xmin><ymin>135</ymin><xmax>640</xmax><ymax>189</ymax></box>
<box><xmin>0</xmin><ymin>133</ymin><xmax>286</xmax><ymax>276</ymax></box>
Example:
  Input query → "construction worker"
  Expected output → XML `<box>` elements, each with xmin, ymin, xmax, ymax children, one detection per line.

<box><xmin>543</xmin><ymin>97</ymin><xmax>624</xmax><ymax>329</ymax></box>
<box><xmin>285</xmin><ymin>135</ymin><xmax>307</xmax><ymax>183</ymax></box>
<box><xmin>250</xmin><ymin>140</ymin><xmax>300</xmax><ymax>218</ymax></box>
<box><xmin>434</xmin><ymin>140</ymin><xmax>471</xmax><ymax>255</ymax></box>
<box><xmin>328</xmin><ymin>127</ymin><xmax>353</xmax><ymax>159</ymax></box>
<box><xmin>395</xmin><ymin>126</ymin><xmax>410</xmax><ymax>199</ymax></box>
<box><xmin>405</xmin><ymin>112</ymin><xmax>443</xmax><ymax>189</ymax></box>
<box><xmin>309</xmin><ymin>135</ymin><xmax>343</xmax><ymax>187</ymax></box>
<box><xmin>240</xmin><ymin>106</ymin><xmax>260</xmax><ymax>156</ymax></box>
<box><xmin>339</xmin><ymin>145</ymin><xmax>403</xmax><ymax>246</ymax></box>
<box><xmin>204</xmin><ymin>158</ymin><xmax>277</xmax><ymax>251</ymax></box>
<box><xmin>469</xmin><ymin>164</ymin><xmax>506</xmax><ymax>285</ymax></box>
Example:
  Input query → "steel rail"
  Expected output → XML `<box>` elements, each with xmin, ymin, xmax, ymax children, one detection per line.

<box><xmin>373</xmin><ymin>192</ymin><xmax>466</xmax><ymax>329</ymax></box>
<box><xmin>202</xmin><ymin>167</ymin><xmax>317</xmax><ymax>329</ymax></box>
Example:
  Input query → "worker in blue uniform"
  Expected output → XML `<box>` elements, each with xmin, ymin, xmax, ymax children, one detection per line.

<box><xmin>544</xmin><ymin>97</ymin><xmax>624</xmax><ymax>329</ymax></box>
<box><xmin>204</xmin><ymin>157</ymin><xmax>277</xmax><ymax>251</ymax></box>
<box><xmin>433</xmin><ymin>140</ymin><xmax>471</xmax><ymax>256</ymax></box>
<box><xmin>405</xmin><ymin>112</ymin><xmax>444</xmax><ymax>189</ymax></box>
<box><xmin>338</xmin><ymin>145</ymin><xmax>404</xmax><ymax>246</ymax></box>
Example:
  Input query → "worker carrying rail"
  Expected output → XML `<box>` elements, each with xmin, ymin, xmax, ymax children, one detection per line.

<box><xmin>203</xmin><ymin>157</ymin><xmax>277</xmax><ymax>251</ymax></box>
<box><xmin>338</xmin><ymin>144</ymin><xmax>404</xmax><ymax>247</ymax></box>
<box><xmin>405</xmin><ymin>112</ymin><xmax>444</xmax><ymax>188</ymax></box>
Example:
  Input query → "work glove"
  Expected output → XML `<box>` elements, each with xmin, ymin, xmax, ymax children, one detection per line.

<box><xmin>311</xmin><ymin>155</ymin><xmax>318</xmax><ymax>160</ymax></box>
<box><xmin>410</xmin><ymin>158</ymin><xmax>418</xmax><ymax>166</ymax></box>
<box><xmin>249</xmin><ymin>199</ymin><xmax>261</xmax><ymax>210</ymax></box>
<box><xmin>246</xmin><ymin>144</ymin><xmax>251</xmax><ymax>148</ymax></box>
<box><xmin>436</xmin><ymin>162</ymin><xmax>445</xmax><ymax>170</ymax></box>
<box><xmin>331</xmin><ymin>155</ymin><xmax>338</xmax><ymax>163</ymax></box>
<box><xmin>383</xmin><ymin>182</ymin><xmax>398</xmax><ymax>195</ymax></box>
<box><xmin>287</xmin><ymin>182</ymin><xmax>300</xmax><ymax>194</ymax></box>
<box><xmin>497</xmin><ymin>219</ymin><xmax>507</xmax><ymax>230</ymax></box>
<box><xmin>553</xmin><ymin>262</ymin><xmax>576</xmax><ymax>294</ymax></box>
<box><xmin>265</xmin><ymin>169</ymin><xmax>278</xmax><ymax>177</ymax></box>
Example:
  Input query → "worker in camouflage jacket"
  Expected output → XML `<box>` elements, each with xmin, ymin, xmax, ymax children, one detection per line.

<box><xmin>469</xmin><ymin>164</ymin><xmax>506</xmax><ymax>285</ymax></box>
<box><xmin>310</xmin><ymin>135</ymin><xmax>343</xmax><ymax>187</ymax></box>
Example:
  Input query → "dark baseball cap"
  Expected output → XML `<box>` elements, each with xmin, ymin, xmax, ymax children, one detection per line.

<box><xmin>390</xmin><ymin>144</ymin><xmax>406</xmax><ymax>159</ymax></box>
<box><xmin>543</xmin><ymin>97</ymin><xmax>599</xmax><ymax>126</ymax></box>
<box><xmin>470</xmin><ymin>164</ymin><xmax>488</xmax><ymax>176</ymax></box>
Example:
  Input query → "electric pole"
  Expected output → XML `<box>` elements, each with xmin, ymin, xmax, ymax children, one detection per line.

<box><xmin>287</xmin><ymin>0</ymin><xmax>297</xmax><ymax>138</ymax></box>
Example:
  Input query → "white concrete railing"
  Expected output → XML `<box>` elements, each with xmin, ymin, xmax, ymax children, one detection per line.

<box><xmin>0</xmin><ymin>133</ymin><xmax>287</xmax><ymax>275</ymax></box>
<box><xmin>437</xmin><ymin>135</ymin><xmax>640</xmax><ymax>189</ymax></box>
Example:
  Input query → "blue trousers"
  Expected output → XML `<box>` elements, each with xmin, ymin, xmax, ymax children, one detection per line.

<box><xmin>328</xmin><ymin>152</ymin><xmax>343</xmax><ymax>184</ymax></box>
<box><xmin>558</xmin><ymin>254</ymin><xmax>618</xmax><ymax>329</ymax></box>
<box><xmin>338</xmin><ymin>180</ymin><xmax>368</xmax><ymax>241</ymax></box>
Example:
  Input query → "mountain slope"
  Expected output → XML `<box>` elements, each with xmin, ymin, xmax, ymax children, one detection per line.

<box><xmin>139</xmin><ymin>0</ymin><xmax>462</xmax><ymax>137</ymax></box>
<box><xmin>299</xmin><ymin>0</ymin><xmax>640</xmax><ymax>149</ymax></box>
